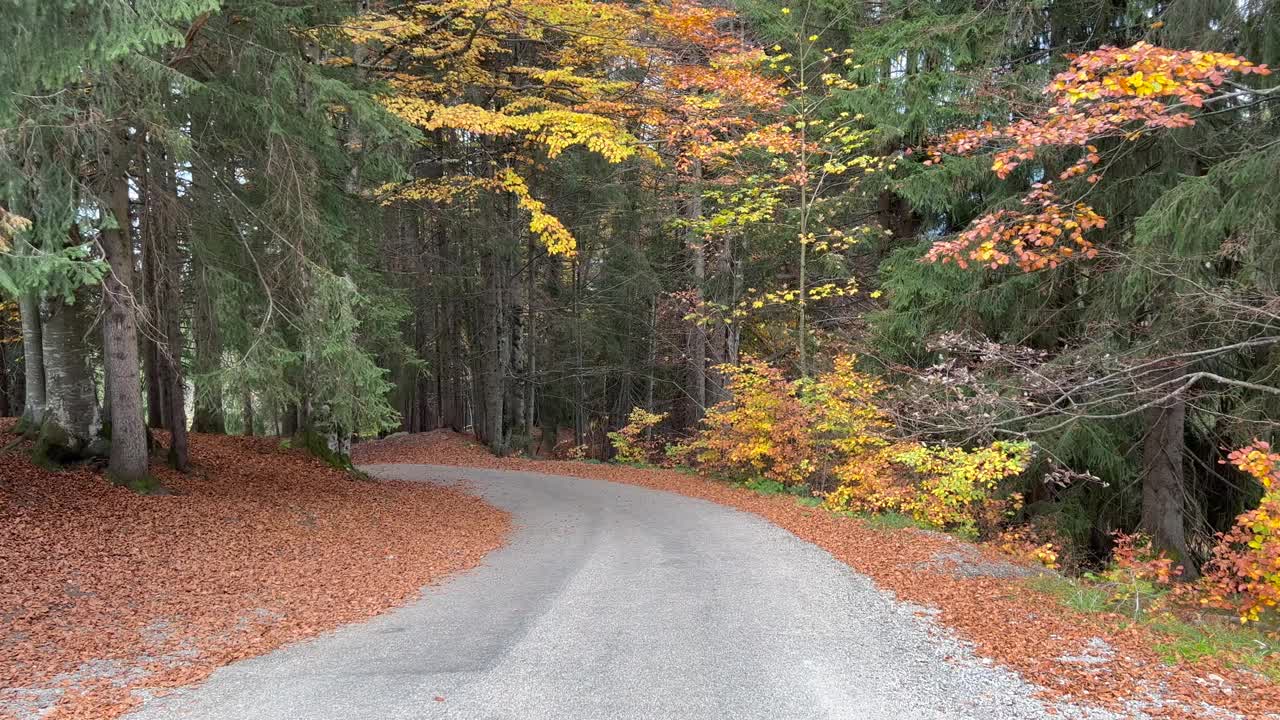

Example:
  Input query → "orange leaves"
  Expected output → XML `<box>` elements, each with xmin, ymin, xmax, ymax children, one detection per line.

<box><xmin>1202</xmin><ymin>441</ymin><xmax>1280</xmax><ymax>623</ymax></box>
<box><xmin>0</xmin><ymin>425</ymin><xmax>509</xmax><ymax>720</ymax></box>
<box><xmin>644</xmin><ymin>0</ymin><xmax>736</xmax><ymax>51</ymax></box>
<box><xmin>922</xmin><ymin>42</ymin><xmax>1271</xmax><ymax>274</ymax></box>
<box><xmin>686</xmin><ymin>357</ymin><xmax>816</xmax><ymax>485</ymax></box>
<box><xmin>925</xmin><ymin>183</ymin><xmax>1104</xmax><ymax>271</ymax></box>
<box><xmin>927</xmin><ymin>43</ymin><xmax>1268</xmax><ymax>182</ymax></box>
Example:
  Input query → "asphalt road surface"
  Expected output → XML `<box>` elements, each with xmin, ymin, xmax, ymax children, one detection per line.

<box><xmin>127</xmin><ymin>464</ymin><xmax>1114</xmax><ymax>720</ymax></box>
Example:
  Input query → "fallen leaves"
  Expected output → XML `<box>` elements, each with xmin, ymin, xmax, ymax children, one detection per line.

<box><xmin>0</xmin><ymin>421</ymin><xmax>509</xmax><ymax>720</ymax></box>
<box><xmin>355</xmin><ymin>429</ymin><xmax>1280</xmax><ymax>720</ymax></box>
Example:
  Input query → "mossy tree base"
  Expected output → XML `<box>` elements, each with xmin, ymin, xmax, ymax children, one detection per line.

<box><xmin>31</xmin><ymin>419</ymin><xmax>165</xmax><ymax>494</ymax></box>
<box><xmin>15</xmin><ymin>414</ymin><xmax>42</xmax><ymax>439</ymax></box>
<box><xmin>32</xmin><ymin>421</ymin><xmax>98</xmax><ymax>468</ymax></box>
<box><xmin>293</xmin><ymin>430</ymin><xmax>355</xmax><ymax>472</ymax></box>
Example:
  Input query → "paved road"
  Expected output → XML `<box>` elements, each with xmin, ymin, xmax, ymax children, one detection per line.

<box><xmin>128</xmin><ymin>464</ymin><xmax>1111</xmax><ymax>720</ymax></box>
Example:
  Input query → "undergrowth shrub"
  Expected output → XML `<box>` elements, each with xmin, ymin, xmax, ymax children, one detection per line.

<box><xmin>893</xmin><ymin>441</ymin><xmax>1032</xmax><ymax>536</ymax></box>
<box><xmin>607</xmin><ymin>408</ymin><xmax>666</xmax><ymax>464</ymax></box>
<box><xmin>1203</xmin><ymin>441</ymin><xmax>1280</xmax><ymax>624</ymax></box>
<box><xmin>685</xmin><ymin>358</ymin><xmax>813</xmax><ymax>485</ymax></box>
<box><xmin>688</xmin><ymin>354</ymin><xmax>1033</xmax><ymax>536</ymax></box>
<box><xmin>995</xmin><ymin>525</ymin><xmax>1062</xmax><ymax>570</ymax></box>
<box><xmin>824</xmin><ymin>445</ymin><xmax>917</xmax><ymax>514</ymax></box>
<box><xmin>1091</xmin><ymin>532</ymin><xmax>1181</xmax><ymax>619</ymax></box>
<box><xmin>803</xmin><ymin>356</ymin><xmax>893</xmax><ymax>468</ymax></box>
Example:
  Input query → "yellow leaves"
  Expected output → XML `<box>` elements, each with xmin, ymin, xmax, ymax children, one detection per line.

<box><xmin>381</xmin><ymin>98</ymin><xmax>649</xmax><ymax>165</ymax></box>
<box><xmin>373</xmin><ymin>176</ymin><xmax>489</xmax><ymax>206</ymax></box>
<box><xmin>0</xmin><ymin>207</ymin><xmax>31</xmax><ymax>252</ymax></box>
<box><xmin>377</xmin><ymin>169</ymin><xmax>577</xmax><ymax>256</ymax></box>
<box><xmin>499</xmin><ymin>169</ymin><xmax>577</xmax><ymax>256</ymax></box>
<box><xmin>608</xmin><ymin>408</ymin><xmax>668</xmax><ymax>463</ymax></box>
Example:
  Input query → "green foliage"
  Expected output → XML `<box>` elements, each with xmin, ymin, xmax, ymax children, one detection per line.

<box><xmin>742</xmin><ymin>477</ymin><xmax>797</xmax><ymax>496</ymax></box>
<box><xmin>850</xmin><ymin>511</ymin><xmax>927</xmax><ymax>532</ymax></box>
<box><xmin>1024</xmin><ymin>575</ymin><xmax>1112</xmax><ymax>615</ymax></box>
<box><xmin>1148</xmin><ymin>617</ymin><xmax>1280</xmax><ymax>681</ymax></box>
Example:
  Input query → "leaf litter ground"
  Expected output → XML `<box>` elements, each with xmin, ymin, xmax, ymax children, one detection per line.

<box><xmin>0</xmin><ymin>421</ymin><xmax>509</xmax><ymax>720</ymax></box>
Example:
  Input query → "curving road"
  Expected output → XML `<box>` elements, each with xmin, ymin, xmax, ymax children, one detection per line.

<box><xmin>128</xmin><ymin>464</ymin><xmax>1113</xmax><ymax>720</ymax></box>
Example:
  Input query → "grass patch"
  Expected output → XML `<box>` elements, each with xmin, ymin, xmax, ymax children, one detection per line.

<box><xmin>740</xmin><ymin>477</ymin><xmax>792</xmax><ymax>495</ymax></box>
<box><xmin>1025</xmin><ymin>575</ymin><xmax>1111</xmax><ymax>614</ymax></box>
<box><xmin>841</xmin><ymin>510</ymin><xmax>927</xmax><ymax>531</ymax></box>
<box><xmin>1147</xmin><ymin>615</ymin><xmax>1280</xmax><ymax>681</ymax></box>
<box><xmin>1024</xmin><ymin>575</ymin><xmax>1280</xmax><ymax>680</ymax></box>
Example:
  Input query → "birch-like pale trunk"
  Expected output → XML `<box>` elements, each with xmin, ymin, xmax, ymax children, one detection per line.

<box><xmin>36</xmin><ymin>290</ymin><xmax>102</xmax><ymax>461</ymax></box>
<box><xmin>17</xmin><ymin>290</ymin><xmax>45</xmax><ymax>432</ymax></box>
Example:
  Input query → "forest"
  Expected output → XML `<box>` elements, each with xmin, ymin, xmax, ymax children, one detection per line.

<box><xmin>2</xmin><ymin>0</ymin><xmax>1279</xmax><ymax>632</ymax></box>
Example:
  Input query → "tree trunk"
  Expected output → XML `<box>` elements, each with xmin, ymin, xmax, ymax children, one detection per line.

<box><xmin>281</xmin><ymin>401</ymin><xmax>299</xmax><ymax>436</ymax></box>
<box><xmin>100</xmin><ymin>154</ymin><xmax>150</xmax><ymax>486</ymax></box>
<box><xmin>153</xmin><ymin>157</ymin><xmax>189</xmax><ymax>469</ymax></box>
<box><xmin>36</xmin><ymin>291</ymin><xmax>104</xmax><ymax>463</ymax></box>
<box><xmin>0</xmin><ymin>341</ymin><xmax>12</xmax><ymax>418</ymax></box>
<box><xmin>1140</xmin><ymin>379</ymin><xmax>1197</xmax><ymax>578</ymax></box>
<box><xmin>191</xmin><ymin>255</ymin><xmax>224</xmax><ymax>432</ymax></box>
<box><xmin>141</xmin><ymin>204</ymin><xmax>165</xmax><ymax>430</ymax></box>
<box><xmin>684</xmin><ymin>161</ymin><xmax>706</xmax><ymax>425</ymax></box>
<box><xmin>479</xmin><ymin>248</ymin><xmax>507</xmax><ymax>454</ymax></box>
<box><xmin>140</xmin><ymin>178</ymin><xmax>165</xmax><ymax>427</ymax></box>
<box><xmin>16</xmin><ymin>291</ymin><xmax>45</xmax><ymax>432</ymax></box>
<box><xmin>706</xmin><ymin>233</ymin><xmax>735</xmax><ymax>406</ymax></box>
<box><xmin>242</xmin><ymin>388</ymin><xmax>255</xmax><ymax>436</ymax></box>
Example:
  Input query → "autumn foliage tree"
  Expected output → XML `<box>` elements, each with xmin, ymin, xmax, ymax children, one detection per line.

<box><xmin>924</xmin><ymin>43</ymin><xmax>1271</xmax><ymax>271</ymax></box>
<box><xmin>906</xmin><ymin>40</ymin><xmax>1279</xmax><ymax>568</ymax></box>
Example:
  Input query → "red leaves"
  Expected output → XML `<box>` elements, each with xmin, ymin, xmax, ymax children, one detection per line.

<box><xmin>0</xmin><ymin>422</ymin><xmax>509</xmax><ymax>720</ymax></box>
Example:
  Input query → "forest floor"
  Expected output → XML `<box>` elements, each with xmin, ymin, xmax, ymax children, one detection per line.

<box><xmin>354</xmin><ymin>431</ymin><xmax>1280</xmax><ymax>720</ymax></box>
<box><xmin>0</xmin><ymin>420</ymin><xmax>510</xmax><ymax>720</ymax></box>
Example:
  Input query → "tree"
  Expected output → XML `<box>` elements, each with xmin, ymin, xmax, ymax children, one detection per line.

<box><xmin>903</xmin><ymin>39</ymin><xmax>1276</xmax><ymax>568</ymax></box>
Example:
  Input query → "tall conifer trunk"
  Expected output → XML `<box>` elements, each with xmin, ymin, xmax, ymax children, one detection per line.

<box><xmin>1140</xmin><ymin>370</ymin><xmax>1197</xmax><ymax>578</ymax></box>
<box><xmin>141</xmin><ymin>195</ymin><xmax>165</xmax><ymax>430</ymax></box>
<box><xmin>684</xmin><ymin>160</ymin><xmax>706</xmax><ymax>425</ymax></box>
<box><xmin>241</xmin><ymin>389</ymin><xmax>255</xmax><ymax>436</ymax></box>
<box><xmin>156</xmin><ymin>157</ymin><xmax>189</xmax><ymax>470</ymax></box>
<box><xmin>190</xmin><ymin>169</ymin><xmax>225</xmax><ymax>434</ymax></box>
<box><xmin>0</xmin><ymin>343</ymin><xmax>11</xmax><ymax>418</ymax></box>
<box><xmin>100</xmin><ymin>143</ymin><xmax>150</xmax><ymax>485</ymax></box>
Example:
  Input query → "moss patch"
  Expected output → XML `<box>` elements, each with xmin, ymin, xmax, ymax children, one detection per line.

<box><xmin>295</xmin><ymin>430</ymin><xmax>355</xmax><ymax>472</ymax></box>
